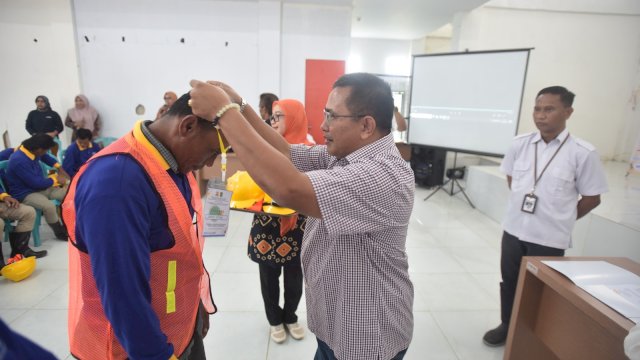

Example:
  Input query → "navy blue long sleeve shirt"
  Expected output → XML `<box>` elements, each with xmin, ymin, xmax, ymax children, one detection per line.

<box><xmin>62</xmin><ymin>141</ymin><xmax>100</xmax><ymax>178</ymax></box>
<box><xmin>73</xmin><ymin>149</ymin><xmax>194</xmax><ymax>359</ymax></box>
<box><xmin>6</xmin><ymin>146</ymin><xmax>59</xmax><ymax>201</ymax></box>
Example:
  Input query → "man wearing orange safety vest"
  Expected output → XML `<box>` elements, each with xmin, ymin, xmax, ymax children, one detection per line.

<box><xmin>63</xmin><ymin>94</ymin><xmax>221</xmax><ymax>359</ymax></box>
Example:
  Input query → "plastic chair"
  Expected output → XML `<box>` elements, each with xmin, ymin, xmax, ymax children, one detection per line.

<box><xmin>46</xmin><ymin>136</ymin><xmax>63</xmax><ymax>163</ymax></box>
<box><xmin>0</xmin><ymin>160</ymin><xmax>44</xmax><ymax>247</ymax></box>
<box><xmin>60</xmin><ymin>148</ymin><xmax>66</xmax><ymax>162</ymax></box>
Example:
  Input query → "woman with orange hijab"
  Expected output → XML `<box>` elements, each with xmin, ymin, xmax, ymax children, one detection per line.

<box><xmin>155</xmin><ymin>91</ymin><xmax>177</xmax><ymax>120</ymax></box>
<box><xmin>247</xmin><ymin>99</ymin><xmax>312</xmax><ymax>345</ymax></box>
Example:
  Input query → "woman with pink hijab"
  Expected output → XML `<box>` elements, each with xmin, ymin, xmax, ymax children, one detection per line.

<box><xmin>65</xmin><ymin>94</ymin><xmax>101</xmax><ymax>140</ymax></box>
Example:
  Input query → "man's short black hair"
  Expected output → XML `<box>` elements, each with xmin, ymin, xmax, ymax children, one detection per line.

<box><xmin>22</xmin><ymin>133</ymin><xmax>56</xmax><ymax>152</ymax></box>
<box><xmin>537</xmin><ymin>86</ymin><xmax>575</xmax><ymax>107</ymax></box>
<box><xmin>165</xmin><ymin>93</ymin><xmax>194</xmax><ymax>118</ymax></box>
<box><xmin>164</xmin><ymin>93</ymin><xmax>214</xmax><ymax>130</ymax></box>
<box><xmin>76</xmin><ymin>128</ymin><xmax>93</xmax><ymax>140</ymax></box>
<box><xmin>333</xmin><ymin>73</ymin><xmax>394</xmax><ymax>133</ymax></box>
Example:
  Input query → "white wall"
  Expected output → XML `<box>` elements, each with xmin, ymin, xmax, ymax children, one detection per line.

<box><xmin>349</xmin><ymin>38</ymin><xmax>413</xmax><ymax>76</ymax></box>
<box><xmin>73</xmin><ymin>0</ymin><xmax>262</xmax><ymax>139</ymax></box>
<box><xmin>72</xmin><ymin>1</ymin><xmax>354</xmax><ymax>138</ymax></box>
<box><xmin>280</xmin><ymin>3</ymin><xmax>352</xmax><ymax>101</ymax></box>
<box><xmin>451</xmin><ymin>1</ymin><xmax>640</xmax><ymax>160</ymax></box>
<box><xmin>0</xmin><ymin>0</ymin><xmax>81</xmax><ymax>148</ymax></box>
<box><xmin>0</xmin><ymin>0</ymin><xmax>354</xmax><ymax>142</ymax></box>
<box><xmin>412</xmin><ymin>24</ymin><xmax>453</xmax><ymax>55</ymax></box>
<box><xmin>412</xmin><ymin>36</ymin><xmax>451</xmax><ymax>55</ymax></box>
<box><xmin>257</xmin><ymin>1</ymin><xmax>282</xmax><ymax>96</ymax></box>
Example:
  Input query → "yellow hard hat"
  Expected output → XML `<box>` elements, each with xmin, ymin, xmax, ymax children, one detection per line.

<box><xmin>262</xmin><ymin>193</ymin><xmax>296</xmax><ymax>216</ymax></box>
<box><xmin>226</xmin><ymin>171</ymin><xmax>265</xmax><ymax>209</ymax></box>
<box><xmin>1</xmin><ymin>256</ymin><xmax>36</xmax><ymax>282</ymax></box>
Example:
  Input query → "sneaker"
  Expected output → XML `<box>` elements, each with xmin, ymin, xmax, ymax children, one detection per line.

<box><xmin>483</xmin><ymin>323</ymin><xmax>508</xmax><ymax>347</ymax></box>
<box><xmin>285</xmin><ymin>322</ymin><xmax>305</xmax><ymax>340</ymax></box>
<box><xmin>270</xmin><ymin>324</ymin><xmax>287</xmax><ymax>343</ymax></box>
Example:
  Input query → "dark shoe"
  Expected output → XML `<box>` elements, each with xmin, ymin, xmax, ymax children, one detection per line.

<box><xmin>9</xmin><ymin>233</ymin><xmax>21</xmax><ymax>258</ymax></box>
<box><xmin>483</xmin><ymin>323</ymin><xmax>508</xmax><ymax>347</ymax></box>
<box><xmin>48</xmin><ymin>222</ymin><xmax>68</xmax><ymax>241</ymax></box>
<box><xmin>9</xmin><ymin>231</ymin><xmax>31</xmax><ymax>257</ymax></box>
<box><xmin>23</xmin><ymin>248</ymin><xmax>48</xmax><ymax>259</ymax></box>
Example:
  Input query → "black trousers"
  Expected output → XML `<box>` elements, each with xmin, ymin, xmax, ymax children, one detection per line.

<box><xmin>500</xmin><ymin>231</ymin><xmax>564</xmax><ymax>326</ymax></box>
<box><xmin>179</xmin><ymin>303</ymin><xmax>207</xmax><ymax>360</ymax></box>
<box><xmin>258</xmin><ymin>261</ymin><xmax>303</xmax><ymax>326</ymax></box>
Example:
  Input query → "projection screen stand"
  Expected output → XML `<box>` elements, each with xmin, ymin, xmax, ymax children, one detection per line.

<box><xmin>423</xmin><ymin>152</ymin><xmax>475</xmax><ymax>209</ymax></box>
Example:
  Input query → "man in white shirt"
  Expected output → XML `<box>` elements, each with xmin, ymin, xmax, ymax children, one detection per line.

<box><xmin>483</xmin><ymin>86</ymin><xmax>608</xmax><ymax>346</ymax></box>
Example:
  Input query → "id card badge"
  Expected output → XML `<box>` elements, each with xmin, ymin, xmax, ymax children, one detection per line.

<box><xmin>203</xmin><ymin>178</ymin><xmax>232</xmax><ymax>237</ymax></box>
<box><xmin>521</xmin><ymin>193</ymin><xmax>538</xmax><ymax>214</ymax></box>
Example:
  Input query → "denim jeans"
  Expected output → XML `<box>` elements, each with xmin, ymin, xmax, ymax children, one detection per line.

<box><xmin>314</xmin><ymin>338</ymin><xmax>407</xmax><ymax>360</ymax></box>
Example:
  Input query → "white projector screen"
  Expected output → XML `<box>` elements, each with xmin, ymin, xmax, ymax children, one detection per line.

<box><xmin>408</xmin><ymin>49</ymin><xmax>530</xmax><ymax>157</ymax></box>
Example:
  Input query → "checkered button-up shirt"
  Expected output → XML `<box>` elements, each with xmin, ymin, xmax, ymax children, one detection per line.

<box><xmin>291</xmin><ymin>133</ymin><xmax>414</xmax><ymax>360</ymax></box>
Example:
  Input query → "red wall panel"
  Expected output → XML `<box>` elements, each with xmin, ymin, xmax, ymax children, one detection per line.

<box><xmin>304</xmin><ymin>59</ymin><xmax>345</xmax><ymax>145</ymax></box>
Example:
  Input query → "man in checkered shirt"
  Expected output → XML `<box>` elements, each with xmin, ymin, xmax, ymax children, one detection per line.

<box><xmin>190</xmin><ymin>73</ymin><xmax>415</xmax><ymax>360</ymax></box>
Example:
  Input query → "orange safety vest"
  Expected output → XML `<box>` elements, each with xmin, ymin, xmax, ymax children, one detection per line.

<box><xmin>63</xmin><ymin>131</ymin><xmax>216</xmax><ymax>359</ymax></box>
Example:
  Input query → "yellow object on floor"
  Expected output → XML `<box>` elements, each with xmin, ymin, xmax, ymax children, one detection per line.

<box><xmin>1</xmin><ymin>256</ymin><xmax>36</xmax><ymax>282</ymax></box>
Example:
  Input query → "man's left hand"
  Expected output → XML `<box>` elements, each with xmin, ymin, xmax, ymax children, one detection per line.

<box><xmin>3</xmin><ymin>196</ymin><xmax>20</xmax><ymax>208</ymax></box>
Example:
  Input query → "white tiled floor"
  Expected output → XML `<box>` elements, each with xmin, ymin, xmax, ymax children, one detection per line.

<box><xmin>0</xmin><ymin>186</ymin><xmax>506</xmax><ymax>359</ymax></box>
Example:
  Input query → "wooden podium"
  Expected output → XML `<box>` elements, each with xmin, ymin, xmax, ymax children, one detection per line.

<box><xmin>505</xmin><ymin>257</ymin><xmax>638</xmax><ymax>360</ymax></box>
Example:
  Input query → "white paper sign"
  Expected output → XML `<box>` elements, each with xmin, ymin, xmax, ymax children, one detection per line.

<box><xmin>202</xmin><ymin>182</ymin><xmax>231</xmax><ymax>237</ymax></box>
<box><xmin>543</xmin><ymin>260</ymin><xmax>640</xmax><ymax>324</ymax></box>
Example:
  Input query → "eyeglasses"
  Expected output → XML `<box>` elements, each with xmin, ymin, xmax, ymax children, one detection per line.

<box><xmin>323</xmin><ymin>109</ymin><xmax>365</xmax><ymax>125</ymax></box>
<box><xmin>269</xmin><ymin>113</ymin><xmax>285</xmax><ymax>124</ymax></box>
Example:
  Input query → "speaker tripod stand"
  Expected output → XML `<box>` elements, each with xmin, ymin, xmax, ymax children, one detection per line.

<box><xmin>423</xmin><ymin>152</ymin><xmax>475</xmax><ymax>208</ymax></box>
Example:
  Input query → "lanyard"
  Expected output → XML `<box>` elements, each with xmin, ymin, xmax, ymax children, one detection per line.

<box><xmin>216</xmin><ymin>129</ymin><xmax>229</xmax><ymax>182</ymax></box>
<box><xmin>532</xmin><ymin>133</ymin><xmax>570</xmax><ymax>193</ymax></box>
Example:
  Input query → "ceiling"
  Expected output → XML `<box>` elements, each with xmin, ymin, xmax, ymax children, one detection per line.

<box><xmin>351</xmin><ymin>0</ymin><xmax>489</xmax><ymax>39</ymax></box>
<box><xmin>69</xmin><ymin>0</ymin><xmax>491</xmax><ymax>40</ymax></box>
<box><xmin>282</xmin><ymin>0</ymin><xmax>488</xmax><ymax>40</ymax></box>
<box><xmin>285</xmin><ymin>0</ymin><xmax>490</xmax><ymax>40</ymax></box>
<box><xmin>65</xmin><ymin>0</ymin><xmax>640</xmax><ymax>40</ymax></box>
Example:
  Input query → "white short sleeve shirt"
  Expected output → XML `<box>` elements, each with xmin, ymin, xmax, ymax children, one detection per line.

<box><xmin>500</xmin><ymin>129</ymin><xmax>608</xmax><ymax>249</ymax></box>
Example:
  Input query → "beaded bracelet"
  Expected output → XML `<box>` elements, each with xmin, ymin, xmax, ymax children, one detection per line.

<box><xmin>212</xmin><ymin>103</ymin><xmax>241</xmax><ymax>127</ymax></box>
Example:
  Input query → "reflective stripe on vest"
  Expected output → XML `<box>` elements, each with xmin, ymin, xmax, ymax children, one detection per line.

<box><xmin>167</xmin><ymin>260</ymin><xmax>177</xmax><ymax>314</ymax></box>
<box><xmin>63</xmin><ymin>131</ymin><xmax>216</xmax><ymax>359</ymax></box>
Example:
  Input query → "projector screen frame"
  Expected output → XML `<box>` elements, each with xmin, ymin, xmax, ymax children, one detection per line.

<box><xmin>407</xmin><ymin>48</ymin><xmax>532</xmax><ymax>158</ymax></box>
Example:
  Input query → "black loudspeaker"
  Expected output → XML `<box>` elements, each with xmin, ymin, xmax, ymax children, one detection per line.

<box><xmin>410</xmin><ymin>146</ymin><xmax>446</xmax><ymax>187</ymax></box>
